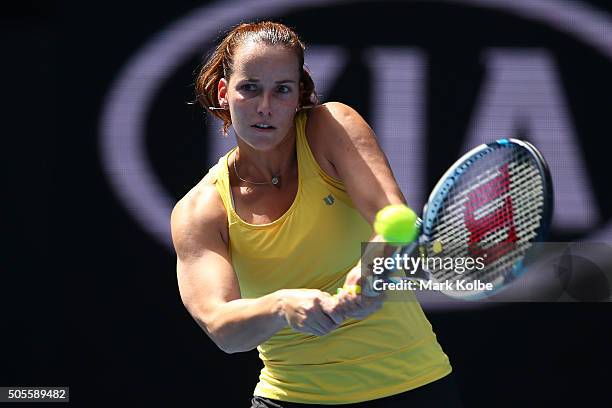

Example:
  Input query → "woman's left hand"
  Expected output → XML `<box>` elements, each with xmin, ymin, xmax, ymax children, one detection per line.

<box><xmin>332</xmin><ymin>236</ymin><xmax>391</xmax><ymax>319</ymax></box>
<box><xmin>333</xmin><ymin>265</ymin><xmax>387</xmax><ymax>319</ymax></box>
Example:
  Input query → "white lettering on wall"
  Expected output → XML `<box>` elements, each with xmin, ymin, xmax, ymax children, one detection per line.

<box><xmin>464</xmin><ymin>48</ymin><xmax>599</xmax><ymax>230</ymax></box>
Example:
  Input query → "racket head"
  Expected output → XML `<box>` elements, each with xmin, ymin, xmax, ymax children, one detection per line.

<box><xmin>418</xmin><ymin>138</ymin><xmax>554</xmax><ymax>299</ymax></box>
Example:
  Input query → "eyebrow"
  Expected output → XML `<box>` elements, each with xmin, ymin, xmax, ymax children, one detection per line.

<box><xmin>243</xmin><ymin>78</ymin><xmax>297</xmax><ymax>84</ymax></box>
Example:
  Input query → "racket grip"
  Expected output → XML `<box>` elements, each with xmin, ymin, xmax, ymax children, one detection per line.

<box><xmin>335</xmin><ymin>284</ymin><xmax>361</xmax><ymax>297</ymax></box>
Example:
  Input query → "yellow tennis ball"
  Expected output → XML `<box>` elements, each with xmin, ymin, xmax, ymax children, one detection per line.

<box><xmin>374</xmin><ymin>204</ymin><xmax>418</xmax><ymax>245</ymax></box>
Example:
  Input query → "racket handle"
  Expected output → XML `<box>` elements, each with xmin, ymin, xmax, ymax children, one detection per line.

<box><xmin>335</xmin><ymin>285</ymin><xmax>361</xmax><ymax>297</ymax></box>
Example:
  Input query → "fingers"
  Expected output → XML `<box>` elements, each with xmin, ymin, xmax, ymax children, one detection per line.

<box><xmin>309</xmin><ymin>297</ymin><xmax>340</xmax><ymax>335</ymax></box>
<box><xmin>334</xmin><ymin>291</ymin><xmax>386</xmax><ymax>320</ymax></box>
<box><xmin>319</xmin><ymin>296</ymin><xmax>344</xmax><ymax>325</ymax></box>
<box><xmin>288</xmin><ymin>293</ymin><xmax>342</xmax><ymax>336</ymax></box>
<box><xmin>289</xmin><ymin>310</ymin><xmax>329</xmax><ymax>336</ymax></box>
<box><xmin>284</xmin><ymin>287</ymin><xmax>386</xmax><ymax>335</ymax></box>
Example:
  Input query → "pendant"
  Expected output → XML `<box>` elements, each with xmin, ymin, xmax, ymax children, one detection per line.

<box><xmin>271</xmin><ymin>176</ymin><xmax>279</xmax><ymax>185</ymax></box>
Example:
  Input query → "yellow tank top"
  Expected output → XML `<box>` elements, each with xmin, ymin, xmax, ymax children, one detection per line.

<box><xmin>209</xmin><ymin>110</ymin><xmax>451</xmax><ymax>404</ymax></box>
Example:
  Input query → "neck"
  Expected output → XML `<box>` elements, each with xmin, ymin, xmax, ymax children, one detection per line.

<box><xmin>234</xmin><ymin>127</ymin><xmax>297</xmax><ymax>183</ymax></box>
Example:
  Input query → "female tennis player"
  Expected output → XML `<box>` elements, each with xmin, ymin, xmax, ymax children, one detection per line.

<box><xmin>171</xmin><ymin>21</ymin><xmax>462</xmax><ymax>407</ymax></box>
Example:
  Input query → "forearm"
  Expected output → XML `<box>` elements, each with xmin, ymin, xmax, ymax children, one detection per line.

<box><xmin>202</xmin><ymin>291</ymin><xmax>287</xmax><ymax>354</ymax></box>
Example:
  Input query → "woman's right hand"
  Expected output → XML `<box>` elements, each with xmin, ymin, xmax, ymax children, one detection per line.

<box><xmin>277</xmin><ymin>289</ymin><xmax>344</xmax><ymax>336</ymax></box>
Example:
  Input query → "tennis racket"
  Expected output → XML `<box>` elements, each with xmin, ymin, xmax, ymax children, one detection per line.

<box><xmin>362</xmin><ymin>138</ymin><xmax>554</xmax><ymax>300</ymax></box>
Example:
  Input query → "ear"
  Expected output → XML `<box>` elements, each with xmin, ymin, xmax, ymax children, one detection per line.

<box><xmin>217</xmin><ymin>78</ymin><xmax>229</xmax><ymax>107</ymax></box>
<box><xmin>297</xmin><ymin>81</ymin><xmax>304</xmax><ymax>108</ymax></box>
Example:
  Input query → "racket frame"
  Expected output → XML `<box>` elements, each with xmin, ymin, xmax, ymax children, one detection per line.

<box><xmin>393</xmin><ymin>138</ymin><xmax>554</xmax><ymax>299</ymax></box>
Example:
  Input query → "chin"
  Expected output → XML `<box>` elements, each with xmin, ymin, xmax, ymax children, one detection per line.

<box><xmin>242</xmin><ymin>128</ymin><xmax>288</xmax><ymax>151</ymax></box>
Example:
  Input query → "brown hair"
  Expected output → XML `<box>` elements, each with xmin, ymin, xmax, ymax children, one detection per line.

<box><xmin>195</xmin><ymin>21</ymin><xmax>319</xmax><ymax>135</ymax></box>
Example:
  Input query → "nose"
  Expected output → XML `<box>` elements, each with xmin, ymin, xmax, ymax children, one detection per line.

<box><xmin>257</xmin><ymin>91</ymin><xmax>272</xmax><ymax>116</ymax></box>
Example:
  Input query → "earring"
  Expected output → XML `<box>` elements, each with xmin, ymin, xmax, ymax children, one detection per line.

<box><xmin>209</xmin><ymin>104</ymin><xmax>228</xmax><ymax>111</ymax></box>
<box><xmin>296</xmin><ymin>105</ymin><xmax>314</xmax><ymax>112</ymax></box>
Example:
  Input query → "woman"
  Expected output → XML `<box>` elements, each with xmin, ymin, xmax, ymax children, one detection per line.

<box><xmin>171</xmin><ymin>21</ymin><xmax>461</xmax><ymax>407</ymax></box>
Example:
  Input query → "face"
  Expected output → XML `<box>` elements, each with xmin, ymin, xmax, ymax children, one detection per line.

<box><xmin>218</xmin><ymin>41</ymin><xmax>301</xmax><ymax>151</ymax></box>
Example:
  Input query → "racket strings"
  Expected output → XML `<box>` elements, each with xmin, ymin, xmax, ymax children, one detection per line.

<box><xmin>430</xmin><ymin>154</ymin><xmax>516</xmax><ymax>262</ymax></box>
<box><xmin>426</xmin><ymin>146</ymin><xmax>546</xmax><ymax>286</ymax></box>
<box><xmin>467</xmin><ymin>165</ymin><xmax>543</xmax><ymax>245</ymax></box>
<box><xmin>471</xmin><ymin>149</ymin><xmax>543</xmax><ymax>279</ymax></box>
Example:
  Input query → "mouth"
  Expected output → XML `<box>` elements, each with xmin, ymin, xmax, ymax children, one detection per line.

<box><xmin>252</xmin><ymin>123</ymin><xmax>276</xmax><ymax>130</ymax></box>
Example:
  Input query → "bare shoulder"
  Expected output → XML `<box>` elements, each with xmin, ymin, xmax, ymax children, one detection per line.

<box><xmin>305</xmin><ymin>102</ymin><xmax>374</xmax><ymax>179</ymax></box>
<box><xmin>306</xmin><ymin>102</ymin><xmax>378</xmax><ymax>167</ymax></box>
<box><xmin>307</xmin><ymin>102</ymin><xmax>372</xmax><ymax>138</ymax></box>
<box><xmin>170</xmin><ymin>174</ymin><xmax>228</xmax><ymax>262</ymax></box>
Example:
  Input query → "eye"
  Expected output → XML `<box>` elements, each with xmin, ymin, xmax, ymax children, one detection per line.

<box><xmin>277</xmin><ymin>85</ymin><xmax>292</xmax><ymax>94</ymax></box>
<box><xmin>240</xmin><ymin>83</ymin><xmax>258</xmax><ymax>92</ymax></box>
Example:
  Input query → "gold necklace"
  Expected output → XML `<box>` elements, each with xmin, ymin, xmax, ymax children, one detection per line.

<box><xmin>233</xmin><ymin>152</ymin><xmax>280</xmax><ymax>186</ymax></box>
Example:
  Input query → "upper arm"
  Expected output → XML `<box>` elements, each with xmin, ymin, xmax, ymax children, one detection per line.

<box><xmin>309</xmin><ymin>102</ymin><xmax>407</xmax><ymax>224</ymax></box>
<box><xmin>170</xmin><ymin>181</ymin><xmax>240</xmax><ymax>333</ymax></box>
